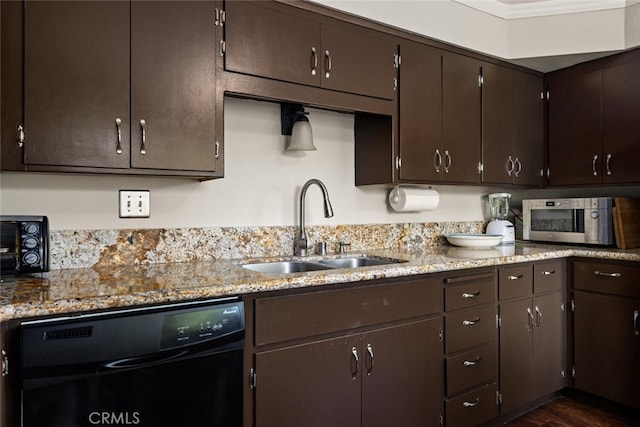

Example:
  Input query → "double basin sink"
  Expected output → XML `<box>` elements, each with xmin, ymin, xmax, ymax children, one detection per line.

<box><xmin>242</xmin><ymin>256</ymin><xmax>407</xmax><ymax>274</ymax></box>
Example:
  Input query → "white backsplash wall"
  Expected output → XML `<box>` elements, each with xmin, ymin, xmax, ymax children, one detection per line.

<box><xmin>0</xmin><ymin>97</ymin><xmax>491</xmax><ymax>230</ymax></box>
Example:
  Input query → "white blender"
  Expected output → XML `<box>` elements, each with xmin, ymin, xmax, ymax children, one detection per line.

<box><xmin>486</xmin><ymin>193</ymin><xmax>515</xmax><ymax>245</ymax></box>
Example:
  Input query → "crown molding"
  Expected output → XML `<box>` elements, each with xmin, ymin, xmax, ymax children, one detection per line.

<box><xmin>453</xmin><ymin>0</ymin><xmax>633</xmax><ymax>19</ymax></box>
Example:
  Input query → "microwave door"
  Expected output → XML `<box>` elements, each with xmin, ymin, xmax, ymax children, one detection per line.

<box><xmin>529</xmin><ymin>207</ymin><xmax>587</xmax><ymax>243</ymax></box>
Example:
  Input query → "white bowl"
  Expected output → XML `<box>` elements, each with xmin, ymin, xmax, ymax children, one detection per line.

<box><xmin>445</xmin><ymin>233</ymin><xmax>503</xmax><ymax>248</ymax></box>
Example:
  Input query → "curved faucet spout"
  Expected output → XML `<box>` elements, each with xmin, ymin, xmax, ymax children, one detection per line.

<box><xmin>295</xmin><ymin>179</ymin><xmax>334</xmax><ymax>256</ymax></box>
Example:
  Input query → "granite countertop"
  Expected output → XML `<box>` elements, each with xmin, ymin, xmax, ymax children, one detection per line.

<box><xmin>1</xmin><ymin>242</ymin><xmax>639</xmax><ymax>322</ymax></box>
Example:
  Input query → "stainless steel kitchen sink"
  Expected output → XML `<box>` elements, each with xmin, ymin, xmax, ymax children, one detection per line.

<box><xmin>241</xmin><ymin>261</ymin><xmax>334</xmax><ymax>274</ymax></box>
<box><xmin>241</xmin><ymin>256</ymin><xmax>407</xmax><ymax>274</ymax></box>
<box><xmin>317</xmin><ymin>256</ymin><xmax>407</xmax><ymax>269</ymax></box>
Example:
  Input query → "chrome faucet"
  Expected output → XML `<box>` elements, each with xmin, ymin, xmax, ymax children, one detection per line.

<box><xmin>294</xmin><ymin>179</ymin><xmax>334</xmax><ymax>256</ymax></box>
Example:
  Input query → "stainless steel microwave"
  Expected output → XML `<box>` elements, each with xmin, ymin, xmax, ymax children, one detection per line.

<box><xmin>522</xmin><ymin>198</ymin><xmax>614</xmax><ymax>245</ymax></box>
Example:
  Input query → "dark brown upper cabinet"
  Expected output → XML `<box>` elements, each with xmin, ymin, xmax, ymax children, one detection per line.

<box><xmin>397</xmin><ymin>41</ymin><xmax>443</xmax><ymax>182</ymax></box>
<box><xmin>440</xmin><ymin>53</ymin><xmax>483</xmax><ymax>184</ymax></box>
<box><xmin>393</xmin><ymin>44</ymin><xmax>482</xmax><ymax>185</ymax></box>
<box><xmin>482</xmin><ymin>64</ymin><xmax>544</xmax><ymax>186</ymax></box>
<box><xmin>4</xmin><ymin>1</ymin><xmax>220</xmax><ymax>178</ymax></box>
<box><xmin>223</xmin><ymin>1</ymin><xmax>397</xmax><ymax>101</ymax></box>
<box><xmin>547</xmin><ymin>53</ymin><xmax>640</xmax><ymax>186</ymax></box>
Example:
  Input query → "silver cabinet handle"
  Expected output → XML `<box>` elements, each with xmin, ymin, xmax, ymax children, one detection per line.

<box><xmin>434</xmin><ymin>149</ymin><xmax>443</xmax><ymax>172</ymax></box>
<box><xmin>311</xmin><ymin>47</ymin><xmax>318</xmax><ymax>76</ymax></box>
<box><xmin>634</xmin><ymin>310</ymin><xmax>639</xmax><ymax>336</ymax></box>
<box><xmin>115</xmin><ymin>118</ymin><xmax>123</xmax><ymax>154</ymax></box>
<box><xmin>444</xmin><ymin>150</ymin><xmax>452</xmax><ymax>173</ymax></box>
<box><xmin>325</xmin><ymin>50</ymin><xmax>331</xmax><ymax>78</ymax></box>
<box><xmin>542</xmin><ymin>270</ymin><xmax>555</xmax><ymax>276</ymax></box>
<box><xmin>463</xmin><ymin>398</ymin><xmax>480</xmax><ymax>408</ymax></box>
<box><xmin>514</xmin><ymin>157</ymin><xmax>522</xmax><ymax>177</ymax></box>
<box><xmin>462</xmin><ymin>291</ymin><xmax>481</xmax><ymax>299</ymax></box>
<box><xmin>592</xmin><ymin>154</ymin><xmax>598</xmax><ymax>176</ymax></box>
<box><xmin>606</xmin><ymin>153</ymin><xmax>612</xmax><ymax>176</ymax></box>
<box><xmin>17</xmin><ymin>125</ymin><xmax>25</xmax><ymax>148</ymax></box>
<box><xmin>351</xmin><ymin>346</ymin><xmax>359</xmax><ymax>379</ymax></box>
<box><xmin>506</xmin><ymin>155</ymin><xmax>514</xmax><ymax>176</ymax></box>
<box><xmin>594</xmin><ymin>271</ymin><xmax>621</xmax><ymax>278</ymax></box>
<box><xmin>139</xmin><ymin>119</ymin><xmax>147</xmax><ymax>155</ymax></box>
<box><xmin>527</xmin><ymin>307</ymin><xmax>534</xmax><ymax>331</ymax></box>
<box><xmin>507</xmin><ymin>274</ymin><xmax>524</xmax><ymax>280</ymax></box>
<box><xmin>462</xmin><ymin>318</ymin><xmax>480</xmax><ymax>326</ymax></box>
<box><xmin>214</xmin><ymin>141</ymin><xmax>220</xmax><ymax>159</ymax></box>
<box><xmin>463</xmin><ymin>356</ymin><xmax>482</xmax><ymax>366</ymax></box>
<box><xmin>366</xmin><ymin>344</ymin><xmax>374</xmax><ymax>375</ymax></box>
<box><xmin>535</xmin><ymin>306</ymin><xmax>542</xmax><ymax>327</ymax></box>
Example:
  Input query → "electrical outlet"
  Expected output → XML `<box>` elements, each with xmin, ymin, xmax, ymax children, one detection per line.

<box><xmin>119</xmin><ymin>190</ymin><xmax>150</xmax><ymax>218</ymax></box>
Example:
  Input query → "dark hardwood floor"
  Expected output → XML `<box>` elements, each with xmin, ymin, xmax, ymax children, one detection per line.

<box><xmin>505</xmin><ymin>397</ymin><xmax>640</xmax><ymax>426</ymax></box>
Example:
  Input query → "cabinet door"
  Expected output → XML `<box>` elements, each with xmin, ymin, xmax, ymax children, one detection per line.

<box><xmin>321</xmin><ymin>24</ymin><xmax>397</xmax><ymax>100</ymax></box>
<box><xmin>362</xmin><ymin>318</ymin><xmax>443</xmax><ymax>427</ymax></box>
<box><xmin>532</xmin><ymin>292</ymin><xmax>566</xmax><ymax>398</ymax></box>
<box><xmin>602</xmin><ymin>60</ymin><xmax>640</xmax><ymax>184</ymax></box>
<box><xmin>547</xmin><ymin>69</ymin><xmax>602</xmax><ymax>186</ymax></box>
<box><xmin>398</xmin><ymin>42</ymin><xmax>442</xmax><ymax>182</ymax></box>
<box><xmin>499</xmin><ymin>298</ymin><xmax>534</xmax><ymax>414</ymax></box>
<box><xmin>255</xmin><ymin>334</ymin><xmax>361</xmax><ymax>427</ymax></box>
<box><xmin>442</xmin><ymin>54</ymin><xmax>482</xmax><ymax>183</ymax></box>
<box><xmin>223</xmin><ymin>1</ymin><xmax>321</xmax><ymax>87</ymax></box>
<box><xmin>24</xmin><ymin>1</ymin><xmax>130</xmax><ymax>169</ymax></box>
<box><xmin>131</xmin><ymin>1</ymin><xmax>217</xmax><ymax>172</ymax></box>
<box><xmin>481</xmin><ymin>63</ymin><xmax>515</xmax><ymax>185</ymax></box>
<box><xmin>574</xmin><ymin>291</ymin><xmax>640</xmax><ymax>410</ymax></box>
<box><xmin>513</xmin><ymin>72</ymin><xmax>543</xmax><ymax>186</ymax></box>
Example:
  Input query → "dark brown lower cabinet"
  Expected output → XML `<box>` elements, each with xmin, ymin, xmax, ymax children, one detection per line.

<box><xmin>499</xmin><ymin>291</ymin><xmax>566</xmax><ymax>414</ymax></box>
<box><xmin>254</xmin><ymin>318</ymin><xmax>443</xmax><ymax>427</ymax></box>
<box><xmin>573</xmin><ymin>291</ymin><xmax>640</xmax><ymax>410</ymax></box>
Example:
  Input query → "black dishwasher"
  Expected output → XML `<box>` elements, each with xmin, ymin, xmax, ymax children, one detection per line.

<box><xmin>19</xmin><ymin>298</ymin><xmax>244</xmax><ymax>427</ymax></box>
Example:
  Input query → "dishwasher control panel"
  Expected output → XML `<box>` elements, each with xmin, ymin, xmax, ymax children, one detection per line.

<box><xmin>160</xmin><ymin>301</ymin><xmax>244</xmax><ymax>349</ymax></box>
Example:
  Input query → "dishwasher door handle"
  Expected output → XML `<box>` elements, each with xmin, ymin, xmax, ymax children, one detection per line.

<box><xmin>104</xmin><ymin>350</ymin><xmax>188</xmax><ymax>369</ymax></box>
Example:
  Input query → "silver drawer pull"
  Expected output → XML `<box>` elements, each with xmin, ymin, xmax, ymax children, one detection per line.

<box><xmin>507</xmin><ymin>274</ymin><xmax>524</xmax><ymax>280</ymax></box>
<box><xmin>311</xmin><ymin>47</ymin><xmax>318</xmax><ymax>76</ymax></box>
<box><xmin>462</xmin><ymin>318</ymin><xmax>480</xmax><ymax>326</ymax></box>
<box><xmin>592</xmin><ymin>154</ymin><xmax>598</xmax><ymax>176</ymax></box>
<box><xmin>463</xmin><ymin>398</ymin><xmax>480</xmax><ymax>408</ymax></box>
<box><xmin>351</xmin><ymin>346</ymin><xmax>359</xmax><ymax>380</ymax></box>
<box><xmin>366</xmin><ymin>344</ymin><xmax>374</xmax><ymax>375</ymax></box>
<box><xmin>115</xmin><ymin>118</ymin><xmax>123</xmax><ymax>154</ymax></box>
<box><xmin>463</xmin><ymin>357</ymin><xmax>482</xmax><ymax>366</ymax></box>
<box><xmin>542</xmin><ymin>270</ymin><xmax>555</xmax><ymax>276</ymax></box>
<box><xmin>462</xmin><ymin>291</ymin><xmax>481</xmax><ymax>299</ymax></box>
<box><xmin>139</xmin><ymin>119</ymin><xmax>147</xmax><ymax>155</ymax></box>
<box><xmin>594</xmin><ymin>271</ymin><xmax>621</xmax><ymax>278</ymax></box>
<box><xmin>634</xmin><ymin>310</ymin><xmax>639</xmax><ymax>336</ymax></box>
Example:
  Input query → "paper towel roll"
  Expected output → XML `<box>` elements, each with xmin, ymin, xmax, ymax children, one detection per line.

<box><xmin>388</xmin><ymin>186</ymin><xmax>440</xmax><ymax>212</ymax></box>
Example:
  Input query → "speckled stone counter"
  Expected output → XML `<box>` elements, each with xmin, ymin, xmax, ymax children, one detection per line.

<box><xmin>2</xmin><ymin>242</ymin><xmax>639</xmax><ymax>322</ymax></box>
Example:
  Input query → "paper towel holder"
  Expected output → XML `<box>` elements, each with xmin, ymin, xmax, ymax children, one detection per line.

<box><xmin>388</xmin><ymin>185</ymin><xmax>440</xmax><ymax>212</ymax></box>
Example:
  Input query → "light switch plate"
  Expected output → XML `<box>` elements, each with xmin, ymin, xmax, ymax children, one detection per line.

<box><xmin>119</xmin><ymin>190</ymin><xmax>150</xmax><ymax>218</ymax></box>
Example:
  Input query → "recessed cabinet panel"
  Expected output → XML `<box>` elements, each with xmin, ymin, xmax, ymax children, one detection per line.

<box><xmin>24</xmin><ymin>1</ymin><xmax>131</xmax><ymax>169</ymax></box>
<box><xmin>512</xmin><ymin>71</ymin><xmax>543</xmax><ymax>186</ymax></box>
<box><xmin>532</xmin><ymin>292</ymin><xmax>565</xmax><ymax>399</ymax></box>
<box><xmin>130</xmin><ymin>1</ymin><xmax>217</xmax><ymax>171</ymax></box>
<box><xmin>223</xmin><ymin>1</ymin><xmax>321</xmax><ymax>87</ymax></box>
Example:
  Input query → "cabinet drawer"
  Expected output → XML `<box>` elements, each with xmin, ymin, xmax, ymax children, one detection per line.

<box><xmin>255</xmin><ymin>277</ymin><xmax>442</xmax><ymax>346</ymax></box>
<box><xmin>445</xmin><ymin>383</ymin><xmax>498</xmax><ymax>427</ymax></box>
<box><xmin>499</xmin><ymin>264</ymin><xmax>533</xmax><ymax>300</ymax></box>
<box><xmin>534</xmin><ymin>259</ymin><xmax>565</xmax><ymax>294</ymax></box>
<box><xmin>445</xmin><ymin>273</ymin><xmax>496</xmax><ymax>311</ymax></box>
<box><xmin>445</xmin><ymin>305</ymin><xmax>496</xmax><ymax>354</ymax></box>
<box><xmin>573</xmin><ymin>260</ymin><xmax>640</xmax><ymax>298</ymax></box>
<box><xmin>446</xmin><ymin>343</ymin><xmax>497</xmax><ymax>397</ymax></box>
